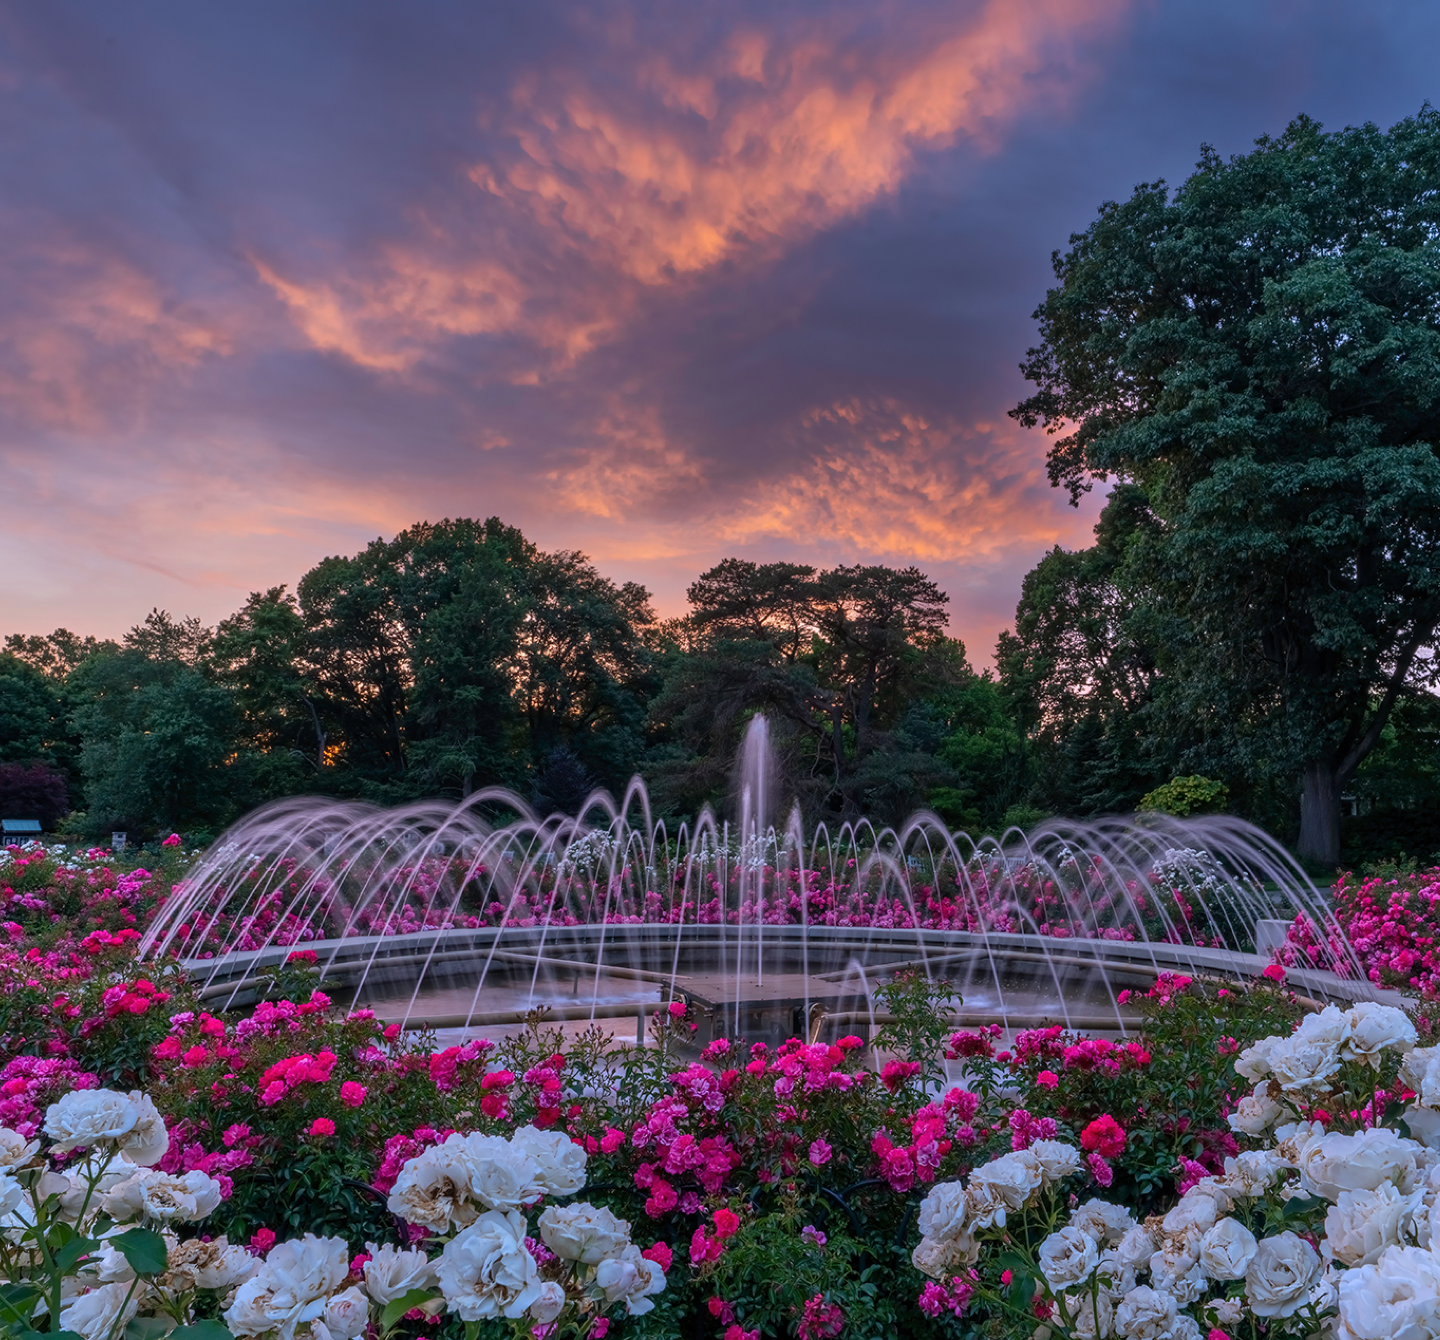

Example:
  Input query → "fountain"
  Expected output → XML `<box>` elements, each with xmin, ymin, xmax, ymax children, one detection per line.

<box><xmin>139</xmin><ymin>716</ymin><xmax>1376</xmax><ymax>1049</ymax></box>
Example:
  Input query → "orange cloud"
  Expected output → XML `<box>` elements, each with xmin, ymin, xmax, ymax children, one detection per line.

<box><xmin>251</xmin><ymin>248</ymin><xmax>539</xmax><ymax>374</ymax></box>
<box><xmin>543</xmin><ymin>397</ymin><xmax>706</xmax><ymax>518</ymax></box>
<box><xmin>0</xmin><ymin>225</ymin><xmax>232</xmax><ymax>430</ymax></box>
<box><xmin>719</xmin><ymin>397</ymin><xmax>1082</xmax><ymax>561</ymax></box>
<box><xmin>487</xmin><ymin>0</ymin><xmax>1125</xmax><ymax>285</ymax></box>
<box><xmin>259</xmin><ymin>0</ymin><xmax>1127</xmax><ymax>373</ymax></box>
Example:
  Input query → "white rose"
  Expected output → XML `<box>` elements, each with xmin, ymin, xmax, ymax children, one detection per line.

<box><xmin>162</xmin><ymin>1237</ymin><xmax>257</xmax><ymax>1291</ymax></box>
<box><xmin>1324</xmin><ymin>1185</ymin><xmax>1422</xmax><ymax>1267</ymax></box>
<box><xmin>1336</xmin><ymin>1244</ymin><xmax>1440</xmax><ymax>1340</ymax></box>
<box><xmin>103</xmin><ymin>1169</ymin><xmax>223</xmax><ymax>1223</ymax></box>
<box><xmin>1275</xmin><ymin>1118</ymin><xmax>1327</xmax><ymax>1150</ymax></box>
<box><xmin>1040</xmin><ymin>1227</ymin><xmax>1100</xmax><ymax>1291</ymax></box>
<box><xmin>917</xmin><ymin>1181</ymin><xmax>968</xmax><ymax>1242</ymax></box>
<box><xmin>1269</xmin><ymin>1035</ymin><xmax>1346</xmax><ymax>1093</ymax></box>
<box><xmin>1149</xmin><ymin>1233</ymin><xmax>1200</xmax><ymax>1284</ymax></box>
<box><xmin>1072</xmin><ymin>1199</ymin><xmax>1137</xmax><ymax>1244</ymax></box>
<box><xmin>1404</xmin><ymin>1106</ymin><xmax>1440</xmax><ymax>1151</ymax></box>
<box><xmin>387</xmin><ymin>1142</ymin><xmax>480</xmax><ymax>1233</ymax></box>
<box><xmin>1162</xmin><ymin>1181</ymin><xmax>1231</xmax><ymax>1236</ymax></box>
<box><xmin>912</xmin><ymin>1236</ymin><xmax>951</xmax><ymax>1279</ymax></box>
<box><xmin>1299</xmin><ymin>1129</ymin><xmax>1425</xmax><ymax>1201</ymax></box>
<box><xmin>1210</xmin><ymin>1298</ymin><xmax>1243</xmax><ymax>1326</ymax></box>
<box><xmin>1061</xmin><ymin>1290</ymin><xmax>1114</xmax><ymax>1339</ymax></box>
<box><xmin>224</xmin><ymin>1234</ymin><xmax>349</xmax><ymax>1340</ymax></box>
<box><xmin>509</xmin><ymin>1126</ymin><xmax>587</xmax><ymax>1198</ymax></box>
<box><xmin>968</xmin><ymin>1151</ymin><xmax>1043</xmax><ymax>1228</ymax></box>
<box><xmin>451</xmin><ymin>1133</ymin><xmax>542</xmax><ymax>1212</ymax></box>
<box><xmin>120</xmin><ymin>1092</ymin><xmax>169</xmax><ymax>1167</ymax></box>
<box><xmin>538</xmin><ymin>1202</ymin><xmax>631</xmax><ymax>1264</ymax></box>
<box><xmin>1029</xmin><ymin>1140</ymin><xmax>1084</xmax><ymax>1184</ymax></box>
<box><xmin>1296</xmin><ymin>1004</ymin><xmax>1354</xmax><ymax>1049</ymax></box>
<box><xmin>1199</xmin><ymin>1217</ymin><xmax>1259</xmax><ymax>1280</ymax></box>
<box><xmin>593</xmin><ymin>1243</ymin><xmax>665</xmax><ymax>1316</ymax></box>
<box><xmin>0</xmin><ymin>1169</ymin><xmax>20</xmax><ymax>1218</ymax></box>
<box><xmin>1245</xmin><ymin>1231</ymin><xmax>1321</xmax><ymax>1318</ymax></box>
<box><xmin>1235</xmin><ymin>1036</ymin><xmax>1281</xmax><ymax>1083</ymax></box>
<box><xmin>45</xmin><ymin>1155</ymin><xmax>141</xmax><ymax>1220</ymax></box>
<box><xmin>435</xmin><ymin>1208</ymin><xmax>541</xmax><ymax>1321</ymax></box>
<box><xmin>1311</xmin><ymin>1263</ymin><xmax>1341</xmax><ymax>1314</ymax></box>
<box><xmin>0</xmin><ymin>1128</ymin><xmax>38</xmax><ymax>1168</ymax></box>
<box><xmin>1115</xmin><ymin>1225</ymin><xmax>1158</xmax><ymax>1272</ymax></box>
<box><xmin>78</xmin><ymin>1230</ymin><xmax>141</xmax><ymax>1286</ymax></box>
<box><xmin>43</xmin><ymin>1090</ymin><xmax>140</xmax><ymax>1155</ymax></box>
<box><xmin>1346</xmin><ymin>1003</ymin><xmax>1418</xmax><ymax>1067</ymax></box>
<box><xmin>323</xmin><ymin>1286</ymin><xmax>370</xmax><ymax>1340</ymax></box>
<box><xmin>1221</xmin><ymin>1149</ymin><xmax>1289</xmax><ymax>1198</ymax></box>
<box><xmin>1401</xmin><ymin>1048</ymin><xmax>1440</xmax><ymax>1109</ymax></box>
<box><xmin>59</xmin><ymin>1283</ymin><xmax>138</xmax><ymax>1340</ymax></box>
<box><xmin>1151</xmin><ymin>1261</ymin><xmax>1206</xmax><ymax>1307</ymax></box>
<box><xmin>912</xmin><ymin>1232</ymin><xmax>978</xmax><ymax>1278</ymax></box>
<box><xmin>1114</xmin><ymin>1285</ymin><xmax>1179</xmax><ymax>1340</ymax></box>
<box><xmin>1097</xmin><ymin>1247</ymin><xmax>1137</xmax><ymax>1299</ymax></box>
<box><xmin>1228</xmin><ymin>1088</ymin><xmax>1284</xmax><ymax>1135</ymax></box>
<box><xmin>363</xmin><ymin>1244</ymin><xmax>436</xmax><ymax>1305</ymax></box>
<box><xmin>629</xmin><ymin>1258</ymin><xmax>668</xmax><ymax>1317</ymax></box>
<box><xmin>530</xmin><ymin>1281</ymin><xmax>565</xmax><ymax>1325</ymax></box>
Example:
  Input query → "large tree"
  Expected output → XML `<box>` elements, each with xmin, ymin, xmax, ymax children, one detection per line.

<box><xmin>651</xmin><ymin>559</ymin><xmax>958</xmax><ymax>820</ymax></box>
<box><xmin>282</xmin><ymin>518</ymin><xmax>656</xmax><ymax>799</ymax></box>
<box><xmin>1012</xmin><ymin>111</ymin><xmax>1440</xmax><ymax>864</ymax></box>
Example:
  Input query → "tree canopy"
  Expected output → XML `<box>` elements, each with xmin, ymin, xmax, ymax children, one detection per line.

<box><xmin>1013</xmin><ymin>110</ymin><xmax>1440</xmax><ymax>863</ymax></box>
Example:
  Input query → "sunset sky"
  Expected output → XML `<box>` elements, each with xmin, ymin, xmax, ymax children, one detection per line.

<box><xmin>1</xmin><ymin>1</ymin><xmax>1436</xmax><ymax>663</ymax></box>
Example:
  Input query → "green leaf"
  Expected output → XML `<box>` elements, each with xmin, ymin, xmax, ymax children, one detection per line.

<box><xmin>53</xmin><ymin>1234</ymin><xmax>100</xmax><ymax>1274</ymax></box>
<box><xmin>0</xmin><ymin>1284</ymin><xmax>41</xmax><ymax>1328</ymax></box>
<box><xmin>1281</xmin><ymin>1194</ymin><xmax>1324</xmax><ymax>1220</ymax></box>
<box><xmin>125</xmin><ymin>1319</ymin><xmax>176</xmax><ymax>1340</ymax></box>
<box><xmin>169</xmin><ymin>1323</ymin><xmax>233</xmax><ymax>1340</ymax></box>
<box><xmin>109</xmin><ymin>1227</ymin><xmax>169</xmax><ymax>1276</ymax></box>
<box><xmin>379</xmin><ymin>1289</ymin><xmax>439</xmax><ymax>1331</ymax></box>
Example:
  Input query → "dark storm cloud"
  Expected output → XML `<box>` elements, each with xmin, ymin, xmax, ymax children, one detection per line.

<box><xmin>0</xmin><ymin>0</ymin><xmax>1436</xmax><ymax>658</ymax></box>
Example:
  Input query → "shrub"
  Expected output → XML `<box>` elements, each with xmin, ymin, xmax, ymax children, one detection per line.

<box><xmin>1136</xmin><ymin>774</ymin><xmax>1229</xmax><ymax>817</ymax></box>
<box><xmin>0</xmin><ymin>761</ymin><xmax>69</xmax><ymax>829</ymax></box>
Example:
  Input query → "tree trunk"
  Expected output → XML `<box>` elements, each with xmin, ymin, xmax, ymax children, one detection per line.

<box><xmin>1297</xmin><ymin>759</ymin><xmax>1342</xmax><ymax>868</ymax></box>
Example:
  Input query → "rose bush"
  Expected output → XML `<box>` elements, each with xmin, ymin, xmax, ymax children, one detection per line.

<box><xmin>1283</xmin><ymin>865</ymin><xmax>1440</xmax><ymax>998</ymax></box>
<box><xmin>18</xmin><ymin>977</ymin><xmax>1440</xmax><ymax>1340</ymax></box>
<box><xmin>19</xmin><ymin>835</ymin><xmax>1440</xmax><ymax>1338</ymax></box>
<box><xmin>0</xmin><ymin>1088</ymin><xmax>660</xmax><ymax>1340</ymax></box>
<box><xmin>0</xmin><ymin>929</ymin><xmax>1326</xmax><ymax>1340</ymax></box>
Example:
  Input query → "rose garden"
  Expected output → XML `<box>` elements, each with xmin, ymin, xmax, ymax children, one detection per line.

<box><xmin>7</xmin><ymin>107</ymin><xmax>1440</xmax><ymax>1340</ymax></box>
<box><xmin>1</xmin><ymin>829</ymin><xmax>1439</xmax><ymax>1340</ymax></box>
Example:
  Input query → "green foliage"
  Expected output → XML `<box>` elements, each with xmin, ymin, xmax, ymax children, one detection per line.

<box><xmin>1013</xmin><ymin>109</ymin><xmax>1440</xmax><ymax>863</ymax></box>
<box><xmin>871</xmin><ymin>971</ymin><xmax>959</xmax><ymax>1092</ymax></box>
<box><xmin>0</xmin><ymin>655</ymin><xmax>66</xmax><ymax>766</ymax></box>
<box><xmin>651</xmin><ymin>558</ymin><xmax>979</xmax><ymax>824</ymax></box>
<box><xmin>704</xmin><ymin>1217</ymin><xmax>906</xmax><ymax>1340</ymax></box>
<box><xmin>1137</xmin><ymin>775</ymin><xmax>1230</xmax><ymax>817</ymax></box>
<box><xmin>68</xmin><ymin>651</ymin><xmax>242</xmax><ymax>839</ymax></box>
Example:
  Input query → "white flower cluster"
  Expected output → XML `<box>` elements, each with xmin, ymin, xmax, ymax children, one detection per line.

<box><xmin>1033</xmin><ymin>1158</ymin><xmax>1336</xmax><ymax>1340</ymax></box>
<box><xmin>0</xmin><ymin>1088</ymin><xmax>248</xmax><ymax>1340</ymax></box>
<box><xmin>1232</xmin><ymin>1002</ymin><xmax>1416</xmax><ymax>1100</ymax></box>
<box><xmin>923</xmin><ymin>998</ymin><xmax>1440</xmax><ymax>1340</ymax></box>
<box><xmin>385</xmin><ymin>1125</ymin><xmax>665</xmax><ymax>1324</ymax></box>
<box><xmin>6</xmin><ymin>1089</ymin><xmax>665</xmax><ymax>1340</ymax></box>
<box><xmin>913</xmin><ymin>1139</ymin><xmax>1083</xmax><ymax>1279</ymax></box>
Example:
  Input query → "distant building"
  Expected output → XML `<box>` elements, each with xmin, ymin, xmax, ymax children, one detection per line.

<box><xmin>1</xmin><ymin>819</ymin><xmax>42</xmax><ymax>841</ymax></box>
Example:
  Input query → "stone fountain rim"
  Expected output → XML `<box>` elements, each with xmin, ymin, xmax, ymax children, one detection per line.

<box><xmin>172</xmin><ymin>921</ymin><xmax>1387</xmax><ymax>1008</ymax></box>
